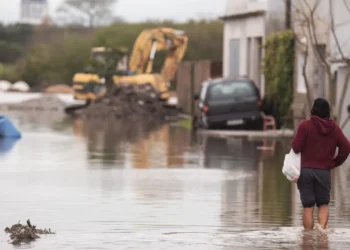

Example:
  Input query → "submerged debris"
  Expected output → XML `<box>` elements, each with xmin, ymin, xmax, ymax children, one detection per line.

<box><xmin>4</xmin><ymin>219</ymin><xmax>55</xmax><ymax>245</ymax></box>
<box><xmin>73</xmin><ymin>83</ymin><xmax>179</xmax><ymax>121</ymax></box>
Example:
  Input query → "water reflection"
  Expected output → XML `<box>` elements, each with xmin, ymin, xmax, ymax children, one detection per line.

<box><xmin>0</xmin><ymin>137</ymin><xmax>20</xmax><ymax>154</ymax></box>
<box><xmin>2</xmin><ymin>110</ymin><xmax>350</xmax><ymax>248</ymax></box>
<box><xmin>203</xmin><ymin>136</ymin><xmax>262</xmax><ymax>170</ymax></box>
<box><xmin>75</xmin><ymin>118</ymin><xmax>196</xmax><ymax>169</ymax></box>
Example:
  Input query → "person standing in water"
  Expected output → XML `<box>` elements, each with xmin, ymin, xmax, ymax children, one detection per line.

<box><xmin>292</xmin><ymin>98</ymin><xmax>350</xmax><ymax>230</ymax></box>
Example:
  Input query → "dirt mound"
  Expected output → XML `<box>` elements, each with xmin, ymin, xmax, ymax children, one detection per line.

<box><xmin>75</xmin><ymin>83</ymin><xmax>178</xmax><ymax>120</ymax></box>
<box><xmin>45</xmin><ymin>84</ymin><xmax>73</xmax><ymax>94</ymax></box>
<box><xmin>4</xmin><ymin>220</ymin><xmax>55</xmax><ymax>245</ymax></box>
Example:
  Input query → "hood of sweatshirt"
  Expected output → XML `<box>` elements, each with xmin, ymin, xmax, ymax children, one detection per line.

<box><xmin>311</xmin><ymin>115</ymin><xmax>336</xmax><ymax>136</ymax></box>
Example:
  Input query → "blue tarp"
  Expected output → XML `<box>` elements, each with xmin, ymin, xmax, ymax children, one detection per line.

<box><xmin>0</xmin><ymin>116</ymin><xmax>21</xmax><ymax>138</ymax></box>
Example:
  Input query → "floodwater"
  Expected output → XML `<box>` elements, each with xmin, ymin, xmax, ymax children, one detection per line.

<box><xmin>1</xmin><ymin>107</ymin><xmax>350</xmax><ymax>249</ymax></box>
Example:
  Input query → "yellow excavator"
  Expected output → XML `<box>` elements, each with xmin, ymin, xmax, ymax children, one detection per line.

<box><xmin>72</xmin><ymin>27</ymin><xmax>188</xmax><ymax>107</ymax></box>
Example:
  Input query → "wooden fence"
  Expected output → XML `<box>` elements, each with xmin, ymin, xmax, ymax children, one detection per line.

<box><xmin>176</xmin><ymin>60</ymin><xmax>222</xmax><ymax>116</ymax></box>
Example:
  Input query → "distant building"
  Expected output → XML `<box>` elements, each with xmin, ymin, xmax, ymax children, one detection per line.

<box><xmin>220</xmin><ymin>0</ymin><xmax>286</xmax><ymax>96</ymax></box>
<box><xmin>20</xmin><ymin>0</ymin><xmax>49</xmax><ymax>25</ymax></box>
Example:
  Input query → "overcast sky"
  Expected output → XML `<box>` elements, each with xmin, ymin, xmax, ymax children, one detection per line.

<box><xmin>0</xmin><ymin>0</ymin><xmax>226</xmax><ymax>24</ymax></box>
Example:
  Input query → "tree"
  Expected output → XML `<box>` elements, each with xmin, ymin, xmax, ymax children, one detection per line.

<box><xmin>291</xmin><ymin>0</ymin><xmax>350</xmax><ymax>126</ymax></box>
<box><xmin>57</xmin><ymin>0</ymin><xmax>117</xmax><ymax>27</ymax></box>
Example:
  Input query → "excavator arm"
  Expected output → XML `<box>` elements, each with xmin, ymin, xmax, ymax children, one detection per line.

<box><xmin>128</xmin><ymin>28</ymin><xmax>188</xmax><ymax>82</ymax></box>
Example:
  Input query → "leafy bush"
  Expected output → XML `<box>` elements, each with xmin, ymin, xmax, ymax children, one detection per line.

<box><xmin>20</xmin><ymin>36</ymin><xmax>93</xmax><ymax>86</ymax></box>
<box><xmin>263</xmin><ymin>30</ymin><xmax>295</xmax><ymax>128</ymax></box>
<box><xmin>0</xmin><ymin>40</ymin><xmax>23</xmax><ymax>63</ymax></box>
<box><xmin>0</xmin><ymin>63</ymin><xmax>19</xmax><ymax>82</ymax></box>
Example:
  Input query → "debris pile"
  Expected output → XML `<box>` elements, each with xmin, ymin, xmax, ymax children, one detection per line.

<box><xmin>45</xmin><ymin>84</ymin><xmax>73</xmax><ymax>94</ymax></box>
<box><xmin>74</xmin><ymin>83</ymin><xmax>179</xmax><ymax>120</ymax></box>
<box><xmin>4</xmin><ymin>220</ymin><xmax>55</xmax><ymax>245</ymax></box>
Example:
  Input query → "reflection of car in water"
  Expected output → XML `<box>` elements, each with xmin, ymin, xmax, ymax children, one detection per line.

<box><xmin>193</xmin><ymin>77</ymin><xmax>263</xmax><ymax>130</ymax></box>
<box><xmin>202</xmin><ymin>136</ymin><xmax>261</xmax><ymax>170</ymax></box>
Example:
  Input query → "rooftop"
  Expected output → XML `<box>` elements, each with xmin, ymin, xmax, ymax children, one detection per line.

<box><xmin>222</xmin><ymin>0</ymin><xmax>267</xmax><ymax>20</ymax></box>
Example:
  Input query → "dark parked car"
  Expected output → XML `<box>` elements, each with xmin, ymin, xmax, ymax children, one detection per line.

<box><xmin>193</xmin><ymin>77</ymin><xmax>263</xmax><ymax>130</ymax></box>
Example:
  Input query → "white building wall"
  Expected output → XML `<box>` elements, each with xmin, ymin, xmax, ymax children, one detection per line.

<box><xmin>266</xmin><ymin>0</ymin><xmax>287</xmax><ymax>34</ymax></box>
<box><xmin>223</xmin><ymin>0</ymin><xmax>285</xmax><ymax>97</ymax></box>
<box><xmin>223</xmin><ymin>15</ymin><xmax>265</xmax><ymax>77</ymax></box>
<box><xmin>330</xmin><ymin>0</ymin><xmax>350</xmax><ymax>60</ymax></box>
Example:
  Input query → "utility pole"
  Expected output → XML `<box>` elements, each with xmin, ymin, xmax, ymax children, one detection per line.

<box><xmin>285</xmin><ymin>0</ymin><xmax>292</xmax><ymax>29</ymax></box>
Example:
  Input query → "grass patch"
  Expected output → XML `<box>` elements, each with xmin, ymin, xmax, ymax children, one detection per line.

<box><xmin>176</xmin><ymin>118</ymin><xmax>192</xmax><ymax>129</ymax></box>
<box><xmin>52</xmin><ymin>117</ymin><xmax>73</xmax><ymax>131</ymax></box>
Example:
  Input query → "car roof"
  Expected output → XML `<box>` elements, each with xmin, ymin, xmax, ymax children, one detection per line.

<box><xmin>205</xmin><ymin>76</ymin><xmax>254</xmax><ymax>85</ymax></box>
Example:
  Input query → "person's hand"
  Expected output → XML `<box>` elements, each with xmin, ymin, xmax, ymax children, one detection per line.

<box><xmin>292</xmin><ymin>176</ymin><xmax>299</xmax><ymax>183</ymax></box>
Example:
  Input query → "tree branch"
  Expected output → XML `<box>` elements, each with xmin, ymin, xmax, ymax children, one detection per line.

<box><xmin>329</xmin><ymin>0</ymin><xmax>349</xmax><ymax>65</ymax></box>
<box><xmin>337</xmin><ymin>69</ymin><xmax>350</xmax><ymax>123</ymax></box>
<box><xmin>302</xmin><ymin>45</ymin><xmax>313</xmax><ymax>108</ymax></box>
<box><xmin>344</xmin><ymin>0</ymin><xmax>350</xmax><ymax>13</ymax></box>
<box><xmin>58</xmin><ymin>0</ymin><xmax>116</xmax><ymax>27</ymax></box>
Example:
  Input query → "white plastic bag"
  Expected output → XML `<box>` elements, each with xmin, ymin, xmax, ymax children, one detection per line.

<box><xmin>282</xmin><ymin>149</ymin><xmax>301</xmax><ymax>182</ymax></box>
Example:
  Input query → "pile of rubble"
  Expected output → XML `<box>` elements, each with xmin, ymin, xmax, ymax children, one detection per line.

<box><xmin>4</xmin><ymin>220</ymin><xmax>55</xmax><ymax>245</ymax></box>
<box><xmin>74</xmin><ymin>83</ymin><xmax>179</xmax><ymax>121</ymax></box>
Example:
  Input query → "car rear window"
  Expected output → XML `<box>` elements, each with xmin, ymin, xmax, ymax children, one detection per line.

<box><xmin>207</xmin><ymin>81</ymin><xmax>257</xmax><ymax>101</ymax></box>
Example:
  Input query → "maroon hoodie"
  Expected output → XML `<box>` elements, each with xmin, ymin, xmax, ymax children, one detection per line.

<box><xmin>292</xmin><ymin>115</ymin><xmax>350</xmax><ymax>170</ymax></box>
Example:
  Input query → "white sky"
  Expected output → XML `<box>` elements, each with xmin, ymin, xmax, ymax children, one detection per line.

<box><xmin>0</xmin><ymin>0</ymin><xmax>226</xmax><ymax>24</ymax></box>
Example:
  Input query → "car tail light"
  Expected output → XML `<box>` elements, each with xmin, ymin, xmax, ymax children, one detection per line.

<box><xmin>203</xmin><ymin>104</ymin><xmax>209</xmax><ymax>113</ymax></box>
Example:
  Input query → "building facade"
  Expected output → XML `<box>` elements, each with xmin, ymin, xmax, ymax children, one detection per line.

<box><xmin>221</xmin><ymin>0</ymin><xmax>286</xmax><ymax>96</ymax></box>
<box><xmin>20</xmin><ymin>0</ymin><xmax>49</xmax><ymax>25</ymax></box>
<box><xmin>292</xmin><ymin>0</ymin><xmax>350</xmax><ymax>134</ymax></box>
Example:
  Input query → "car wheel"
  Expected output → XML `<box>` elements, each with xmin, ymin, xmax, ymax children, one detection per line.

<box><xmin>245</xmin><ymin>120</ymin><xmax>263</xmax><ymax>131</ymax></box>
<box><xmin>206</xmin><ymin>122</ymin><xmax>218</xmax><ymax>130</ymax></box>
<box><xmin>252</xmin><ymin>120</ymin><xmax>264</xmax><ymax>131</ymax></box>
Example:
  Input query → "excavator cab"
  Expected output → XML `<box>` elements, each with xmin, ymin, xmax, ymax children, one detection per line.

<box><xmin>72</xmin><ymin>47</ymin><xmax>130</xmax><ymax>101</ymax></box>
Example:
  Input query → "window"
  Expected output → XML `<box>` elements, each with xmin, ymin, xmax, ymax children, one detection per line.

<box><xmin>207</xmin><ymin>81</ymin><xmax>257</xmax><ymax>101</ymax></box>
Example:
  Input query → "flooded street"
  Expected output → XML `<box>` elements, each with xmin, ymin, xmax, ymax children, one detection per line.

<box><xmin>1</xmin><ymin>106</ymin><xmax>350</xmax><ymax>249</ymax></box>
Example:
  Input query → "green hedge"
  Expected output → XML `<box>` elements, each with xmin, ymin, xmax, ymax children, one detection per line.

<box><xmin>262</xmin><ymin>30</ymin><xmax>295</xmax><ymax>128</ymax></box>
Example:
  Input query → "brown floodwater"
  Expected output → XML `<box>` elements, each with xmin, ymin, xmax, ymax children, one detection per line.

<box><xmin>0</xmin><ymin>113</ymin><xmax>350</xmax><ymax>249</ymax></box>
